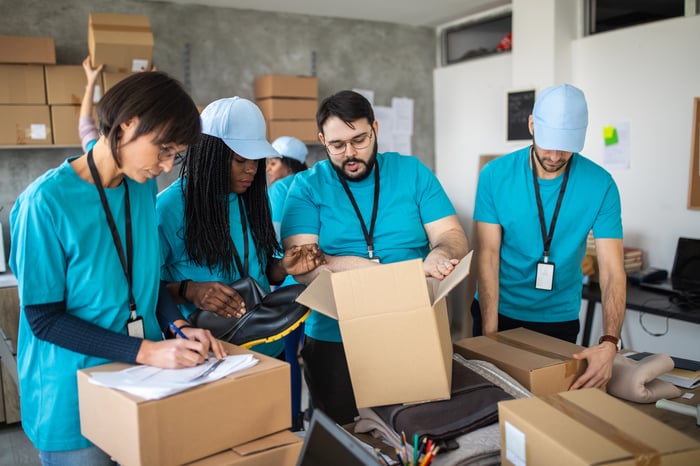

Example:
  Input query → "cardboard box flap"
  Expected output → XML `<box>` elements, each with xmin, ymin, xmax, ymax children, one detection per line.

<box><xmin>232</xmin><ymin>431</ymin><xmax>300</xmax><ymax>456</ymax></box>
<box><xmin>428</xmin><ymin>251</ymin><xmax>472</xmax><ymax>304</ymax></box>
<box><xmin>295</xmin><ymin>268</ymin><xmax>339</xmax><ymax>319</ymax></box>
<box><xmin>90</xmin><ymin>12</ymin><xmax>152</xmax><ymax>30</ymax></box>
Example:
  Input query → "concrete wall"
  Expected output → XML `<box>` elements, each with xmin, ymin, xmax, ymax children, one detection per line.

<box><xmin>0</xmin><ymin>0</ymin><xmax>436</xmax><ymax>260</ymax></box>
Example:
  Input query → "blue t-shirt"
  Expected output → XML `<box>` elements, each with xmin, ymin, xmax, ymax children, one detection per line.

<box><xmin>269</xmin><ymin>175</ymin><xmax>295</xmax><ymax>244</ymax></box>
<box><xmin>157</xmin><ymin>179</ymin><xmax>283</xmax><ymax>357</ymax></box>
<box><xmin>9</xmin><ymin>158</ymin><xmax>162</xmax><ymax>451</ymax></box>
<box><xmin>281</xmin><ymin>152</ymin><xmax>457</xmax><ymax>342</ymax></box>
<box><xmin>474</xmin><ymin>147</ymin><xmax>622</xmax><ymax>322</ymax></box>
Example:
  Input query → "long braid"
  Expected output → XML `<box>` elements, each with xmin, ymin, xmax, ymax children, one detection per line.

<box><xmin>181</xmin><ymin>135</ymin><xmax>280</xmax><ymax>279</ymax></box>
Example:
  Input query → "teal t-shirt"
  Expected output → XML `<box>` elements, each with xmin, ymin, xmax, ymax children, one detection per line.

<box><xmin>281</xmin><ymin>152</ymin><xmax>457</xmax><ymax>342</ymax></box>
<box><xmin>9</xmin><ymin>158</ymin><xmax>162</xmax><ymax>451</ymax></box>
<box><xmin>157</xmin><ymin>179</ymin><xmax>283</xmax><ymax>357</ymax></box>
<box><xmin>474</xmin><ymin>147</ymin><xmax>622</xmax><ymax>322</ymax></box>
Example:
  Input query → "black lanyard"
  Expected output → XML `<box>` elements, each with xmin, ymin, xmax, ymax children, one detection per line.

<box><xmin>530</xmin><ymin>146</ymin><xmax>572</xmax><ymax>263</ymax></box>
<box><xmin>336</xmin><ymin>162</ymin><xmax>380</xmax><ymax>260</ymax></box>
<box><xmin>87</xmin><ymin>150</ymin><xmax>137</xmax><ymax>320</ymax></box>
<box><xmin>230</xmin><ymin>196</ymin><xmax>249</xmax><ymax>278</ymax></box>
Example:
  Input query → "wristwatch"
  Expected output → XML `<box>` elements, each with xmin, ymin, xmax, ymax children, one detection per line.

<box><xmin>598</xmin><ymin>335</ymin><xmax>621</xmax><ymax>351</ymax></box>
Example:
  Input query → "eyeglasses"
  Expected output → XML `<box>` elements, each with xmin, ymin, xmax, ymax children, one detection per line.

<box><xmin>324</xmin><ymin>130</ymin><xmax>374</xmax><ymax>156</ymax></box>
<box><xmin>158</xmin><ymin>145</ymin><xmax>187</xmax><ymax>164</ymax></box>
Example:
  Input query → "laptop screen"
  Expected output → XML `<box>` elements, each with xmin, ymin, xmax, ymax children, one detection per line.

<box><xmin>296</xmin><ymin>410</ymin><xmax>380</xmax><ymax>466</ymax></box>
<box><xmin>671</xmin><ymin>237</ymin><xmax>700</xmax><ymax>292</ymax></box>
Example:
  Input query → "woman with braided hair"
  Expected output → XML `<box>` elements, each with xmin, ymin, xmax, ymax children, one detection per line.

<box><xmin>157</xmin><ymin>97</ymin><xmax>323</xmax><ymax>357</ymax></box>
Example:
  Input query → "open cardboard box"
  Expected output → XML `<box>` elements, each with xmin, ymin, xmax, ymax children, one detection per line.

<box><xmin>499</xmin><ymin>388</ymin><xmax>700</xmax><ymax>465</ymax></box>
<box><xmin>454</xmin><ymin>327</ymin><xmax>588</xmax><ymax>395</ymax></box>
<box><xmin>297</xmin><ymin>252</ymin><xmax>472</xmax><ymax>408</ymax></box>
<box><xmin>78</xmin><ymin>343</ymin><xmax>290</xmax><ymax>466</ymax></box>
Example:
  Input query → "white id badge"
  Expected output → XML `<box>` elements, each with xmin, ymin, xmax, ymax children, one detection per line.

<box><xmin>535</xmin><ymin>261</ymin><xmax>555</xmax><ymax>290</ymax></box>
<box><xmin>126</xmin><ymin>316</ymin><xmax>145</xmax><ymax>338</ymax></box>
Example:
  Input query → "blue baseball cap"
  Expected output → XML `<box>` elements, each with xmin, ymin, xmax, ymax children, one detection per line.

<box><xmin>532</xmin><ymin>84</ymin><xmax>588</xmax><ymax>153</ymax></box>
<box><xmin>271</xmin><ymin>136</ymin><xmax>308</xmax><ymax>163</ymax></box>
<box><xmin>200</xmin><ymin>97</ymin><xmax>279</xmax><ymax>160</ymax></box>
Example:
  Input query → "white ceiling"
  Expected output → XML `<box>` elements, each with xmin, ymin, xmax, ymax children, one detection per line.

<box><xmin>153</xmin><ymin>0</ymin><xmax>509</xmax><ymax>27</ymax></box>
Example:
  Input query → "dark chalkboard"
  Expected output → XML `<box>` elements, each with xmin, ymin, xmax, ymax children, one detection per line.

<box><xmin>507</xmin><ymin>90</ymin><xmax>535</xmax><ymax>141</ymax></box>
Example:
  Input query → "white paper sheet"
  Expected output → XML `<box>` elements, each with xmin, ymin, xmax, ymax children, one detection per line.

<box><xmin>88</xmin><ymin>354</ymin><xmax>258</xmax><ymax>400</ymax></box>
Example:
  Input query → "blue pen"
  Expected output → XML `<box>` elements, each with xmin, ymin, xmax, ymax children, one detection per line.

<box><xmin>168</xmin><ymin>322</ymin><xmax>189</xmax><ymax>339</ymax></box>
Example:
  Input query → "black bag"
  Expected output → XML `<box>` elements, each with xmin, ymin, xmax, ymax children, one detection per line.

<box><xmin>189</xmin><ymin>277</ymin><xmax>310</xmax><ymax>348</ymax></box>
<box><xmin>370</xmin><ymin>357</ymin><xmax>513</xmax><ymax>447</ymax></box>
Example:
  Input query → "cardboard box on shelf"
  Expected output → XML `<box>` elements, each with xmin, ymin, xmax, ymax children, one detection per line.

<box><xmin>256</xmin><ymin>98</ymin><xmax>318</xmax><ymax>121</ymax></box>
<box><xmin>267</xmin><ymin>120</ymin><xmax>318</xmax><ymax>144</ymax></box>
<box><xmin>0</xmin><ymin>65</ymin><xmax>46</xmax><ymax>104</ymax></box>
<box><xmin>0</xmin><ymin>35</ymin><xmax>56</xmax><ymax>64</ymax></box>
<box><xmin>50</xmin><ymin>105</ymin><xmax>82</xmax><ymax>146</ymax></box>
<box><xmin>499</xmin><ymin>388</ymin><xmax>700</xmax><ymax>465</ymax></box>
<box><xmin>78</xmin><ymin>343</ymin><xmax>291</xmax><ymax>466</ymax></box>
<box><xmin>453</xmin><ymin>327</ymin><xmax>587</xmax><ymax>395</ymax></box>
<box><xmin>296</xmin><ymin>252</ymin><xmax>472</xmax><ymax>408</ymax></box>
<box><xmin>184</xmin><ymin>431</ymin><xmax>302</xmax><ymax>466</ymax></box>
<box><xmin>254</xmin><ymin>75</ymin><xmax>318</xmax><ymax>99</ymax></box>
<box><xmin>0</xmin><ymin>105</ymin><xmax>51</xmax><ymax>145</ymax></box>
<box><xmin>44</xmin><ymin>65</ymin><xmax>86</xmax><ymax>105</ymax></box>
<box><xmin>88</xmin><ymin>12</ymin><xmax>153</xmax><ymax>73</ymax></box>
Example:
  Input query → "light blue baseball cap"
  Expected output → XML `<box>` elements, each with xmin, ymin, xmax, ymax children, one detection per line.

<box><xmin>271</xmin><ymin>136</ymin><xmax>308</xmax><ymax>163</ymax></box>
<box><xmin>200</xmin><ymin>97</ymin><xmax>279</xmax><ymax>160</ymax></box>
<box><xmin>532</xmin><ymin>84</ymin><xmax>588</xmax><ymax>153</ymax></box>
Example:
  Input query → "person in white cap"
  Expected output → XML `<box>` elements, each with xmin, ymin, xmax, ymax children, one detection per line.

<box><xmin>472</xmin><ymin>84</ymin><xmax>625</xmax><ymax>390</ymax></box>
<box><xmin>157</xmin><ymin>97</ymin><xmax>322</xmax><ymax>358</ymax></box>
<box><xmin>266</xmin><ymin>135</ymin><xmax>309</xmax><ymax>430</ymax></box>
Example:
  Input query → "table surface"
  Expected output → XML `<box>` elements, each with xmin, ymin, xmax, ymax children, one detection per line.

<box><xmin>582</xmin><ymin>281</ymin><xmax>700</xmax><ymax>325</ymax></box>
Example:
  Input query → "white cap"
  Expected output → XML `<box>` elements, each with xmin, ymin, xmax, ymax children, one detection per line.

<box><xmin>271</xmin><ymin>136</ymin><xmax>308</xmax><ymax>163</ymax></box>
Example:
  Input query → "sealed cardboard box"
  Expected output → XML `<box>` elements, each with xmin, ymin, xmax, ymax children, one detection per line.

<box><xmin>0</xmin><ymin>64</ymin><xmax>46</xmax><ymax>104</ymax></box>
<box><xmin>78</xmin><ymin>343</ymin><xmax>291</xmax><ymax>466</ymax></box>
<box><xmin>296</xmin><ymin>252</ymin><xmax>472</xmax><ymax>408</ymax></box>
<box><xmin>45</xmin><ymin>65</ymin><xmax>85</xmax><ymax>105</ymax></box>
<box><xmin>267</xmin><ymin>120</ymin><xmax>318</xmax><ymax>144</ymax></box>
<box><xmin>88</xmin><ymin>12</ymin><xmax>153</xmax><ymax>73</ymax></box>
<box><xmin>0</xmin><ymin>35</ymin><xmax>56</xmax><ymax>64</ymax></box>
<box><xmin>256</xmin><ymin>98</ymin><xmax>317</xmax><ymax>121</ymax></box>
<box><xmin>102</xmin><ymin>71</ymin><xmax>133</xmax><ymax>94</ymax></box>
<box><xmin>50</xmin><ymin>105</ymin><xmax>81</xmax><ymax>146</ymax></box>
<box><xmin>499</xmin><ymin>388</ymin><xmax>700</xmax><ymax>465</ymax></box>
<box><xmin>0</xmin><ymin>105</ymin><xmax>51</xmax><ymax>145</ymax></box>
<box><xmin>254</xmin><ymin>75</ymin><xmax>318</xmax><ymax>99</ymax></box>
<box><xmin>185</xmin><ymin>431</ymin><xmax>302</xmax><ymax>466</ymax></box>
<box><xmin>454</xmin><ymin>327</ymin><xmax>587</xmax><ymax>395</ymax></box>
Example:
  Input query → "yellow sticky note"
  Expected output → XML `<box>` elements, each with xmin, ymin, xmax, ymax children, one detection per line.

<box><xmin>603</xmin><ymin>126</ymin><xmax>615</xmax><ymax>139</ymax></box>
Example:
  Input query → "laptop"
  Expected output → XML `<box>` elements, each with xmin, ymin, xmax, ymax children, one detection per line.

<box><xmin>296</xmin><ymin>409</ymin><xmax>380</xmax><ymax>466</ymax></box>
<box><xmin>640</xmin><ymin>237</ymin><xmax>700</xmax><ymax>295</ymax></box>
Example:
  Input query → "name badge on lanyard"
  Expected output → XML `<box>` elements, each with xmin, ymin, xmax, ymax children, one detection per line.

<box><xmin>530</xmin><ymin>146</ymin><xmax>571</xmax><ymax>292</ymax></box>
<box><xmin>127</xmin><ymin>315</ymin><xmax>145</xmax><ymax>338</ymax></box>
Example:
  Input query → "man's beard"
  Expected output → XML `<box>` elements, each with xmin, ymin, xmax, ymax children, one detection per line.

<box><xmin>332</xmin><ymin>143</ymin><xmax>378</xmax><ymax>182</ymax></box>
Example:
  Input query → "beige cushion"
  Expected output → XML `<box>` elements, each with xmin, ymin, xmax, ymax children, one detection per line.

<box><xmin>607</xmin><ymin>353</ymin><xmax>682</xmax><ymax>403</ymax></box>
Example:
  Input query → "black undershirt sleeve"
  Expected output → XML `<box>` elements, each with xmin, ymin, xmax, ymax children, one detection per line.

<box><xmin>24</xmin><ymin>301</ymin><xmax>143</xmax><ymax>363</ymax></box>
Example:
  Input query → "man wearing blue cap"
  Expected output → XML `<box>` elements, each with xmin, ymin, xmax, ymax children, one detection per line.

<box><xmin>472</xmin><ymin>84</ymin><xmax>626</xmax><ymax>390</ymax></box>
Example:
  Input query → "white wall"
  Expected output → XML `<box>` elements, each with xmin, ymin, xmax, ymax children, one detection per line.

<box><xmin>434</xmin><ymin>9</ymin><xmax>700</xmax><ymax>353</ymax></box>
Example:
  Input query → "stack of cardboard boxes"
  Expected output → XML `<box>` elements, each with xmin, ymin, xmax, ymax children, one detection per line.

<box><xmin>0</xmin><ymin>13</ymin><xmax>153</xmax><ymax>147</ymax></box>
<box><xmin>78</xmin><ymin>343</ymin><xmax>303</xmax><ymax>466</ymax></box>
<box><xmin>0</xmin><ymin>35</ymin><xmax>55</xmax><ymax>145</ymax></box>
<box><xmin>453</xmin><ymin>328</ymin><xmax>700</xmax><ymax>464</ymax></box>
<box><xmin>253</xmin><ymin>75</ymin><xmax>319</xmax><ymax>144</ymax></box>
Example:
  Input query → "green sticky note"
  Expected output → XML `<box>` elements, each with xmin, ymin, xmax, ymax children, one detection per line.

<box><xmin>603</xmin><ymin>126</ymin><xmax>618</xmax><ymax>146</ymax></box>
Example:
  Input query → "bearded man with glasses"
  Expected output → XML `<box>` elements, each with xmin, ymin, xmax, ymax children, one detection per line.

<box><xmin>281</xmin><ymin>90</ymin><xmax>468</xmax><ymax>424</ymax></box>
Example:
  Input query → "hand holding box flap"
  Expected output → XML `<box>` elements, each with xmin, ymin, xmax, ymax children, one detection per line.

<box><xmin>427</xmin><ymin>251</ymin><xmax>473</xmax><ymax>304</ymax></box>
